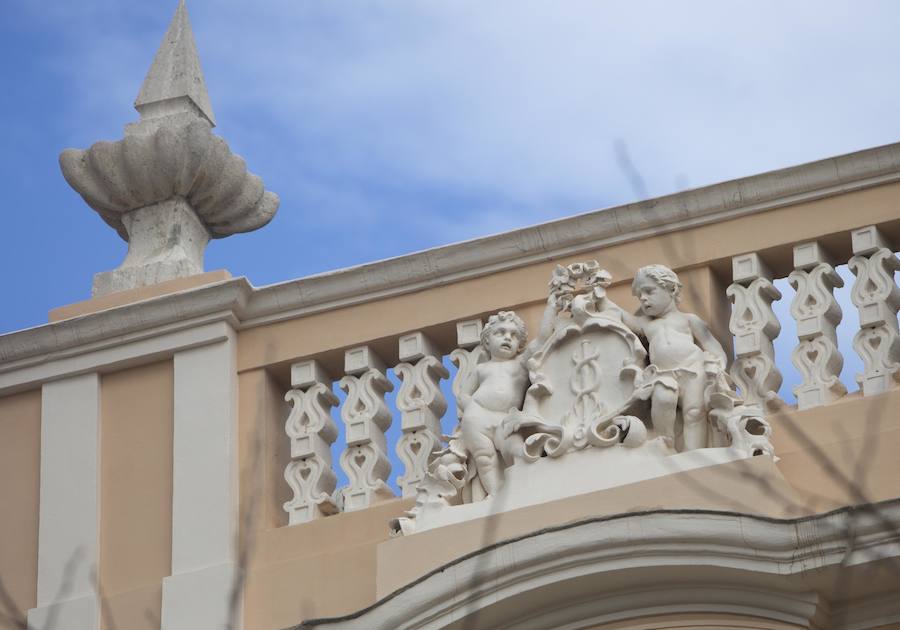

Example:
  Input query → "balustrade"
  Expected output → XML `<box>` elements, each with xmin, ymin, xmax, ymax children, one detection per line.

<box><xmin>727</xmin><ymin>253</ymin><xmax>783</xmax><ymax>409</ymax></box>
<box><xmin>278</xmin><ymin>224</ymin><xmax>900</xmax><ymax>527</ymax></box>
<box><xmin>336</xmin><ymin>346</ymin><xmax>395</xmax><ymax>511</ymax></box>
<box><xmin>848</xmin><ymin>226</ymin><xmax>900</xmax><ymax>396</ymax></box>
<box><xmin>394</xmin><ymin>332</ymin><xmax>449</xmax><ymax>497</ymax></box>
<box><xmin>282</xmin><ymin>359</ymin><xmax>339</xmax><ymax>524</ymax></box>
<box><xmin>788</xmin><ymin>241</ymin><xmax>847</xmax><ymax>410</ymax></box>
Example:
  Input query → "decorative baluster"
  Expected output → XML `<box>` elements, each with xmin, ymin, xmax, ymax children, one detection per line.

<box><xmin>283</xmin><ymin>360</ymin><xmax>339</xmax><ymax>524</ymax></box>
<box><xmin>337</xmin><ymin>346</ymin><xmax>395</xmax><ymax>511</ymax></box>
<box><xmin>727</xmin><ymin>253</ymin><xmax>783</xmax><ymax>408</ymax></box>
<box><xmin>449</xmin><ymin>319</ymin><xmax>486</xmax><ymax>419</ymax></box>
<box><xmin>848</xmin><ymin>226</ymin><xmax>900</xmax><ymax>396</ymax></box>
<box><xmin>789</xmin><ymin>241</ymin><xmax>846</xmax><ymax>409</ymax></box>
<box><xmin>394</xmin><ymin>332</ymin><xmax>449</xmax><ymax>497</ymax></box>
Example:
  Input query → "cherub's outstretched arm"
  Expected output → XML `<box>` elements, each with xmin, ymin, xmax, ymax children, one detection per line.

<box><xmin>523</xmin><ymin>293</ymin><xmax>559</xmax><ymax>361</ymax></box>
<box><xmin>688</xmin><ymin>313</ymin><xmax>728</xmax><ymax>369</ymax></box>
<box><xmin>603</xmin><ymin>296</ymin><xmax>644</xmax><ymax>335</ymax></box>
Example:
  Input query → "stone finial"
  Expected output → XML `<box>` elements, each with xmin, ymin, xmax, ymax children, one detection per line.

<box><xmin>58</xmin><ymin>1</ymin><xmax>279</xmax><ymax>297</ymax></box>
<box><xmin>135</xmin><ymin>0</ymin><xmax>215</xmax><ymax>127</ymax></box>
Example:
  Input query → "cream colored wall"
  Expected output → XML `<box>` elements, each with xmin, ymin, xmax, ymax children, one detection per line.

<box><xmin>238</xmin><ymin>368</ymin><xmax>292</xmax><ymax>533</ymax></box>
<box><xmin>0</xmin><ymin>389</ymin><xmax>41</xmax><ymax>625</ymax></box>
<box><xmin>99</xmin><ymin>360</ymin><xmax>174</xmax><ymax>630</ymax></box>
<box><xmin>770</xmin><ymin>389</ymin><xmax>900</xmax><ymax>510</ymax></box>
<box><xmin>242</xmin><ymin>499</ymin><xmax>412</xmax><ymax>630</ymax></box>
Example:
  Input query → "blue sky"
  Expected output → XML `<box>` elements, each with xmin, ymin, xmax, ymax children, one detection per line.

<box><xmin>3</xmin><ymin>0</ymin><xmax>899</xmax><ymax>333</ymax></box>
<box><xmin>2</xmin><ymin>1</ymin><xmax>898</xmax><ymax>489</ymax></box>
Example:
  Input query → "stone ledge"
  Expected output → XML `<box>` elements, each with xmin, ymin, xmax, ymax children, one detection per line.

<box><xmin>49</xmin><ymin>270</ymin><xmax>232</xmax><ymax>322</ymax></box>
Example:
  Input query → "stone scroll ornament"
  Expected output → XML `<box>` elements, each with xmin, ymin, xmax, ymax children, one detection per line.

<box><xmin>282</xmin><ymin>365</ymin><xmax>340</xmax><ymax>524</ymax></box>
<box><xmin>788</xmin><ymin>243</ymin><xmax>846</xmax><ymax>409</ymax></box>
<box><xmin>727</xmin><ymin>254</ymin><xmax>783</xmax><ymax>409</ymax></box>
<box><xmin>392</xmin><ymin>262</ymin><xmax>777</xmax><ymax>535</ymax></box>
<box><xmin>848</xmin><ymin>227</ymin><xmax>900</xmax><ymax>396</ymax></box>
<box><xmin>337</xmin><ymin>357</ymin><xmax>395</xmax><ymax>512</ymax></box>
<box><xmin>394</xmin><ymin>333</ymin><xmax>449</xmax><ymax>498</ymax></box>
<box><xmin>510</xmin><ymin>262</ymin><xmax>650</xmax><ymax>460</ymax></box>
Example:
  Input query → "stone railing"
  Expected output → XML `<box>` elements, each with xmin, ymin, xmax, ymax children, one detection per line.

<box><xmin>283</xmin><ymin>326</ymin><xmax>470</xmax><ymax>524</ymax></box>
<box><xmin>728</xmin><ymin>225</ymin><xmax>899</xmax><ymax>409</ymax></box>
<box><xmin>279</xmin><ymin>223</ymin><xmax>900</xmax><ymax>526</ymax></box>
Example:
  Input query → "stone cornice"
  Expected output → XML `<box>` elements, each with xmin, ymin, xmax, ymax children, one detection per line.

<box><xmin>3</xmin><ymin>141</ymin><xmax>900</xmax><ymax>372</ymax></box>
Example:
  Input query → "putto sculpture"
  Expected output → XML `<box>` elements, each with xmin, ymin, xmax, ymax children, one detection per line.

<box><xmin>457</xmin><ymin>302</ymin><xmax>556</xmax><ymax>497</ymax></box>
<box><xmin>620</xmin><ymin>264</ymin><xmax>729</xmax><ymax>451</ymax></box>
<box><xmin>392</xmin><ymin>262</ymin><xmax>775</xmax><ymax>535</ymax></box>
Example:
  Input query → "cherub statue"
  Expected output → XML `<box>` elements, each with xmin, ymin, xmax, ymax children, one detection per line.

<box><xmin>457</xmin><ymin>297</ymin><xmax>558</xmax><ymax>496</ymax></box>
<box><xmin>613</xmin><ymin>264</ymin><xmax>729</xmax><ymax>451</ymax></box>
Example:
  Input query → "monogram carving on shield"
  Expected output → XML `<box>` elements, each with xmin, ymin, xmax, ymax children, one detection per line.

<box><xmin>502</xmin><ymin>263</ymin><xmax>648</xmax><ymax>459</ymax></box>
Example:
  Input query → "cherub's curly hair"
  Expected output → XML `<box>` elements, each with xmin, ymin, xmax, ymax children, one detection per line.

<box><xmin>632</xmin><ymin>264</ymin><xmax>683</xmax><ymax>302</ymax></box>
<box><xmin>481</xmin><ymin>311</ymin><xmax>527</xmax><ymax>352</ymax></box>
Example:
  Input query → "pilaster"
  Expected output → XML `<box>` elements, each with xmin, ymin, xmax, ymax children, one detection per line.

<box><xmin>28</xmin><ymin>373</ymin><xmax>101</xmax><ymax>629</ymax></box>
<box><xmin>162</xmin><ymin>330</ymin><xmax>240</xmax><ymax>629</ymax></box>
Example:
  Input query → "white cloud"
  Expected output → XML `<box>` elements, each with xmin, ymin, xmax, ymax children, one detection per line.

<box><xmin>31</xmin><ymin>1</ymin><xmax>900</xmax><ymax>237</ymax></box>
<box><xmin>16</xmin><ymin>0</ymin><xmax>900</xmax><ymax>270</ymax></box>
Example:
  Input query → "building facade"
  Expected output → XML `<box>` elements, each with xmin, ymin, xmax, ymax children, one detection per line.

<box><xmin>1</xmin><ymin>4</ymin><xmax>899</xmax><ymax>630</ymax></box>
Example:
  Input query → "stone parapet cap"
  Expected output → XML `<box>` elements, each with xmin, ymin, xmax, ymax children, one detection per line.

<box><xmin>49</xmin><ymin>270</ymin><xmax>232</xmax><ymax>323</ymax></box>
<box><xmin>3</xmin><ymin>140</ymin><xmax>900</xmax><ymax>369</ymax></box>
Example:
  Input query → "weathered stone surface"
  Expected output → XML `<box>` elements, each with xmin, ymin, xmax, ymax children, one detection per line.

<box><xmin>58</xmin><ymin>0</ymin><xmax>278</xmax><ymax>296</ymax></box>
<box><xmin>90</xmin><ymin>198</ymin><xmax>209</xmax><ymax>296</ymax></box>
<box><xmin>135</xmin><ymin>0</ymin><xmax>216</xmax><ymax>126</ymax></box>
<box><xmin>60</xmin><ymin>121</ymin><xmax>279</xmax><ymax>241</ymax></box>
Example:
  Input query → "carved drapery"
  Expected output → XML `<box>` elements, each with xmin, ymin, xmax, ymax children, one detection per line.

<box><xmin>727</xmin><ymin>253</ymin><xmax>783</xmax><ymax>408</ymax></box>
<box><xmin>283</xmin><ymin>360</ymin><xmax>339</xmax><ymax>524</ymax></box>
<box><xmin>788</xmin><ymin>242</ymin><xmax>846</xmax><ymax>409</ymax></box>
<box><xmin>848</xmin><ymin>226</ymin><xmax>900</xmax><ymax>395</ymax></box>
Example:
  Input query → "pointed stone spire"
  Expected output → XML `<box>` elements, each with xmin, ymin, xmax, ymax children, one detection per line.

<box><xmin>134</xmin><ymin>0</ymin><xmax>216</xmax><ymax>126</ymax></box>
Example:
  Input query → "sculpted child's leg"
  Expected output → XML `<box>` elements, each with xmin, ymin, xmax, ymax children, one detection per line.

<box><xmin>651</xmin><ymin>384</ymin><xmax>677</xmax><ymax>446</ymax></box>
<box><xmin>461</xmin><ymin>419</ymin><xmax>503</xmax><ymax>496</ymax></box>
<box><xmin>680</xmin><ymin>373</ymin><xmax>709</xmax><ymax>451</ymax></box>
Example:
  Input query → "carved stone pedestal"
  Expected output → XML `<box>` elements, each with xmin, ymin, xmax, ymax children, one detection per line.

<box><xmin>91</xmin><ymin>198</ymin><xmax>209</xmax><ymax>296</ymax></box>
<box><xmin>394</xmin><ymin>440</ymin><xmax>776</xmax><ymax>535</ymax></box>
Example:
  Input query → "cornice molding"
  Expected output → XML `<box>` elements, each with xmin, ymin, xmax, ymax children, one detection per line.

<box><xmin>3</xmin><ymin>141</ymin><xmax>900</xmax><ymax>372</ymax></box>
<box><xmin>292</xmin><ymin>501</ymin><xmax>900</xmax><ymax>630</ymax></box>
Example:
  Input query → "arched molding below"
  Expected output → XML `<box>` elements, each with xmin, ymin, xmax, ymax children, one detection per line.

<box><xmin>294</xmin><ymin>501</ymin><xmax>900</xmax><ymax>630</ymax></box>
